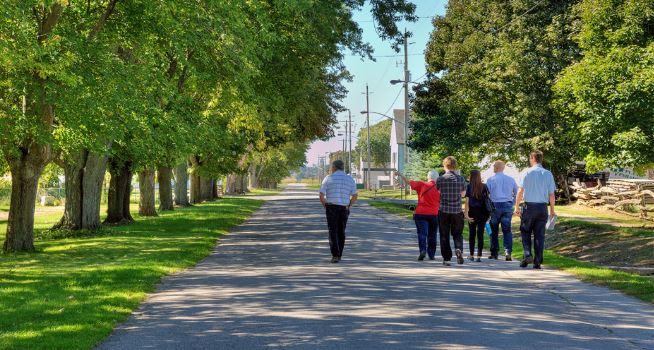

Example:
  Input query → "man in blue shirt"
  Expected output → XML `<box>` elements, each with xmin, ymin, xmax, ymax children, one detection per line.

<box><xmin>514</xmin><ymin>151</ymin><xmax>556</xmax><ymax>269</ymax></box>
<box><xmin>486</xmin><ymin>161</ymin><xmax>518</xmax><ymax>260</ymax></box>
<box><xmin>320</xmin><ymin>160</ymin><xmax>358</xmax><ymax>263</ymax></box>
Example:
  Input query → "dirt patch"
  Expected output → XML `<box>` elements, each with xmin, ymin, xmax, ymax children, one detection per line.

<box><xmin>546</xmin><ymin>222</ymin><xmax>654</xmax><ymax>274</ymax></box>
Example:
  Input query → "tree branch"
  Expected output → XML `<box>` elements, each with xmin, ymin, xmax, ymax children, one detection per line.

<box><xmin>37</xmin><ymin>2</ymin><xmax>64</xmax><ymax>43</ymax></box>
<box><xmin>88</xmin><ymin>0</ymin><xmax>118</xmax><ymax>40</ymax></box>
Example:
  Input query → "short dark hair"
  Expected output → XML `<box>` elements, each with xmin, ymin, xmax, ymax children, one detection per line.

<box><xmin>332</xmin><ymin>159</ymin><xmax>344</xmax><ymax>171</ymax></box>
<box><xmin>530</xmin><ymin>150</ymin><xmax>544</xmax><ymax>164</ymax></box>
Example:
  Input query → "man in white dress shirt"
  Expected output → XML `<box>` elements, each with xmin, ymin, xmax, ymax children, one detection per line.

<box><xmin>319</xmin><ymin>160</ymin><xmax>358</xmax><ymax>263</ymax></box>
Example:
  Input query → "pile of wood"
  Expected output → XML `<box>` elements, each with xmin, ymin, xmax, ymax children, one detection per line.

<box><xmin>571</xmin><ymin>179</ymin><xmax>654</xmax><ymax>220</ymax></box>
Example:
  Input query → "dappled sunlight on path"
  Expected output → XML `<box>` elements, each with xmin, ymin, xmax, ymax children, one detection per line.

<box><xmin>98</xmin><ymin>184</ymin><xmax>654</xmax><ymax>350</ymax></box>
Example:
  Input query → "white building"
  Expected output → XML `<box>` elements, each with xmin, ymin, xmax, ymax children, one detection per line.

<box><xmin>390</xmin><ymin>109</ymin><xmax>408</xmax><ymax>186</ymax></box>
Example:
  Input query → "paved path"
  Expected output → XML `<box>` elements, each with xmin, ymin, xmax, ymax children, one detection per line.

<box><xmin>99</xmin><ymin>184</ymin><xmax>654</xmax><ymax>350</ymax></box>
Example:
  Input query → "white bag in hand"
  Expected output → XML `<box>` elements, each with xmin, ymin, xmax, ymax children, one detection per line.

<box><xmin>546</xmin><ymin>215</ymin><xmax>557</xmax><ymax>231</ymax></box>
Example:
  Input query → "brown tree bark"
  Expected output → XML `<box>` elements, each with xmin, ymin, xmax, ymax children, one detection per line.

<box><xmin>82</xmin><ymin>151</ymin><xmax>109</xmax><ymax>228</ymax></box>
<box><xmin>200</xmin><ymin>177</ymin><xmax>213</xmax><ymax>201</ymax></box>
<box><xmin>138</xmin><ymin>168</ymin><xmax>158</xmax><ymax>216</ymax></box>
<box><xmin>55</xmin><ymin>152</ymin><xmax>85</xmax><ymax>230</ymax></box>
<box><xmin>157</xmin><ymin>166</ymin><xmax>174</xmax><ymax>211</ymax></box>
<box><xmin>212</xmin><ymin>179</ymin><xmax>219</xmax><ymax>199</ymax></box>
<box><xmin>225</xmin><ymin>174</ymin><xmax>246</xmax><ymax>195</ymax></box>
<box><xmin>55</xmin><ymin>150</ymin><xmax>108</xmax><ymax>230</ymax></box>
<box><xmin>3</xmin><ymin>155</ymin><xmax>46</xmax><ymax>252</ymax></box>
<box><xmin>105</xmin><ymin>161</ymin><xmax>134</xmax><ymax>224</ymax></box>
<box><xmin>173</xmin><ymin>162</ymin><xmax>189</xmax><ymax>206</ymax></box>
<box><xmin>248</xmin><ymin>164</ymin><xmax>260</xmax><ymax>189</ymax></box>
<box><xmin>190</xmin><ymin>172</ymin><xmax>202</xmax><ymax>204</ymax></box>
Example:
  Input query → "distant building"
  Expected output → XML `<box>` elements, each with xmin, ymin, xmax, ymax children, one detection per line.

<box><xmin>390</xmin><ymin>109</ymin><xmax>408</xmax><ymax>186</ymax></box>
<box><xmin>353</xmin><ymin>158</ymin><xmax>394</xmax><ymax>189</ymax></box>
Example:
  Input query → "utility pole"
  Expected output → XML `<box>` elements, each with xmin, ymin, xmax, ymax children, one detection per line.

<box><xmin>348</xmin><ymin>109</ymin><xmax>352</xmax><ymax>175</ymax></box>
<box><xmin>365</xmin><ymin>84</ymin><xmax>372</xmax><ymax>190</ymax></box>
<box><xmin>403</xmin><ymin>28</ymin><xmax>410</xmax><ymax>171</ymax></box>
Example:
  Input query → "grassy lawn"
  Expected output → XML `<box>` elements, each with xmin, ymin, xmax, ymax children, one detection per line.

<box><xmin>245</xmin><ymin>188</ymin><xmax>283</xmax><ymax>196</ymax></box>
<box><xmin>357</xmin><ymin>188</ymin><xmax>417</xmax><ymax>200</ymax></box>
<box><xmin>0</xmin><ymin>198</ymin><xmax>262</xmax><ymax>350</ymax></box>
<box><xmin>366</xmin><ymin>200</ymin><xmax>654</xmax><ymax>304</ymax></box>
<box><xmin>556</xmin><ymin>204</ymin><xmax>654</xmax><ymax>228</ymax></box>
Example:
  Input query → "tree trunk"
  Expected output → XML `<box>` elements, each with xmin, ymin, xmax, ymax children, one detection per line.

<box><xmin>55</xmin><ymin>153</ymin><xmax>85</xmax><ymax>230</ymax></box>
<box><xmin>200</xmin><ymin>177</ymin><xmax>213</xmax><ymax>201</ymax></box>
<box><xmin>55</xmin><ymin>150</ymin><xmax>108</xmax><ymax>230</ymax></box>
<box><xmin>558</xmin><ymin>174</ymin><xmax>571</xmax><ymax>204</ymax></box>
<box><xmin>190</xmin><ymin>172</ymin><xmax>202</xmax><ymax>204</ymax></box>
<box><xmin>105</xmin><ymin>161</ymin><xmax>134</xmax><ymax>224</ymax></box>
<box><xmin>158</xmin><ymin>166</ymin><xmax>174</xmax><ymax>211</ymax></box>
<box><xmin>3</xmin><ymin>157</ymin><xmax>45</xmax><ymax>252</ymax></box>
<box><xmin>248</xmin><ymin>164</ymin><xmax>260</xmax><ymax>189</ymax></box>
<box><xmin>82</xmin><ymin>151</ymin><xmax>109</xmax><ymax>229</ymax></box>
<box><xmin>212</xmin><ymin>179</ymin><xmax>219</xmax><ymax>199</ymax></box>
<box><xmin>138</xmin><ymin>168</ymin><xmax>158</xmax><ymax>216</ymax></box>
<box><xmin>173</xmin><ymin>162</ymin><xmax>189</xmax><ymax>206</ymax></box>
<box><xmin>225</xmin><ymin>174</ymin><xmax>245</xmax><ymax>194</ymax></box>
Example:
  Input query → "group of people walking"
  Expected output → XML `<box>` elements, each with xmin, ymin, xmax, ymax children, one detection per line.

<box><xmin>319</xmin><ymin>151</ymin><xmax>557</xmax><ymax>270</ymax></box>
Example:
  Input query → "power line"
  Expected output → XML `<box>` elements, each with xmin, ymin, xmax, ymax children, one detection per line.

<box><xmin>383</xmin><ymin>87</ymin><xmax>403</xmax><ymax>116</ymax></box>
<box><xmin>347</xmin><ymin>53</ymin><xmax>423</xmax><ymax>58</ymax></box>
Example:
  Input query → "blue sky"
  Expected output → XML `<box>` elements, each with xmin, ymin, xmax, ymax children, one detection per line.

<box><xmin>306</xmin><ymin>0</ymin><xmax>447</xmax><ymax>166</ymax></box>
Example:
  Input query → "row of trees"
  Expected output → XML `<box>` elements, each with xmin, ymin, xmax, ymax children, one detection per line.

<box><xmin>1</xmin><ymin>0</ymin><xmax>418</xmax><ymax>252</ymax></box>
<box><xmin>409</xmin><ymin>0</ymin><xmax>654</xmax><ymax>194</ymax></box>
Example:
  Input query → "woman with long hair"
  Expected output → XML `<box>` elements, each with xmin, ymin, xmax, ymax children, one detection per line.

<box><xmin>464</xmin><ymin>169</ymin><xmax>490</xmax><ymax>262</ymax></box>
<box><xmin>397</xmin><ymin>170</ymin><xmax>440</xmax><ymax>261</ymax></box>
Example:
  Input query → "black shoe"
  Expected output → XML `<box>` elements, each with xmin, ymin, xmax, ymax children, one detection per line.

<box><xmin>455</xmin><ymin>249</ymin><xmax>464</xmax><ymax>264</ymax></box>
<box><xmin>506</xmin><ymin>254</ymin><xmax>513</xmax><ymax>261</ymax></box>
<box><xmin>475</xmin><ymin>257</ymin><xmax>482</xmax><ymax>262</ymax></box>
<box><xmin>533</xmin><ymin>265</ymin><xmax>542</xmax><ymax>270</ymax></box>
<box><xmin>520</xmin><ymin>256</ymin><xmax>533</xmax><ymax>268</ymax></box>
<box><xmin>331</xmin><ymin>257</ymin><xmax>339</xmax><ymax>263</ymax></box>
<box><xmin>418</xmin><ymin>252</ymin><xmax>426</xmax><ymax>261</ymax></box>
<box><xmin>429</xmin><ymin>256</ymin><xmax>436</xmax><ymax>261</ymax></box>
<box><xmin>488</xmin><ymin>255</ymin><xmax>498</xmax><ymax>260</ymax></box>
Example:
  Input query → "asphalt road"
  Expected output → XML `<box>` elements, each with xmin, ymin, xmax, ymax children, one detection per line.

<box><xmin>98</xmin><ymin>184</ymin><xmax>654</xmax><ymax>350</ymax></box>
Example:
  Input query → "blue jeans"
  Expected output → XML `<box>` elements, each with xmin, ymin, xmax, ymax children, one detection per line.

<box><xmin>414</xmin><ymin>214</ymin><xmax>439</xmax><ymax>259</ymax></box>
<box><xmin>520</xmin><ymin>203</ymin><xmax>548</xmax><ymax>266</ymax></box>
<box><xmin>490</xmin><ymin>201</ymin><xmax>514</xmax><ymax>256</ymax></box>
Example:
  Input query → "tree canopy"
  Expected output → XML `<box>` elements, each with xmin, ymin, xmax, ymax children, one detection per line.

<box><xmin>0</xmin><ymin>0</ymin><xmax>417</xmax><ymax>252</ymax></box>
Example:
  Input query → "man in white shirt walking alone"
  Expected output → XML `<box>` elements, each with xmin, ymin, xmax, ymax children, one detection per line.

<box><xmin>515</xmin><ymin>151</ymin><xmax>557</xmax><ymax>269</ymax></box>
<box><xmin>319</xmin><ymin>160</ymin><xmax>358</xmax><ymax>263</ymax></box>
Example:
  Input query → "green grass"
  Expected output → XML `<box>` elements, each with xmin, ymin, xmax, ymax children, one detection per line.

<box><xmin>0</xmin><ymin>198</ymin><xmax>262</xmax><ymax>350</ymax></box>
<box><xmin>357</xmin><ymin>189</ymin><xmax>417</xmax><ymax>200</ymax></box>
<box><xmin>556</xmin><ymin>204</ymin><xmax>654</xmax><ymax>228</ymax></box>
<box><xmin>366</xmin><ymin>200</ymin><xmax>654</xmax><ymax>304</ymax></box>
<box><xmin>245</xmin><ymin>188</ymin><xmax>283</xmax><ymax>196</ymax></box>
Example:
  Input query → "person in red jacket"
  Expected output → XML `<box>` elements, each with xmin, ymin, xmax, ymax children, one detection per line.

<box><xmin>398</xmin><ymin>170</ymin><xmax>441</xmax><ymax>261</ymax></box>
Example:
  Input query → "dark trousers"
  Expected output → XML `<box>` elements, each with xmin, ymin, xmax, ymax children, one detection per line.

<box><xmin>520</xmin><ymin>203</ymin><xmax>548</xmax><ymax>266</ymax></box>
<box><xmin>414</xmin><ymin>214</ymin><xmax>439</xmax><ymax>259</ymax></box>
<box><xmin>325</xmin><ymin>204</ymin><xmax>349</xmax><ymax>257</ymax></box>
<box><xmin>439</xmin><ymin>212</ymin><xmax>464</xmax><ymax>261</ymax></box>
<box><xmin>468</xmin><ymin>207</ymin><xmax>488</xmax><ymax>257</ymax></box>
<box><xmin>490</xmin><ymin>201</ymin><xmax>514</xmax><ymax>256</ymax></box>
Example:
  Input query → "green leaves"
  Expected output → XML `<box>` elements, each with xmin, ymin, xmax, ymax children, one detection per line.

<box><xmin>413</xmin><ymin>0</ymin><xmax>583</xmax><ymax>177</ymax></box>
<box><xmin>555</xmin><ymin>0</ymin><xmax>654</xmax><ymax>172</ymax></box>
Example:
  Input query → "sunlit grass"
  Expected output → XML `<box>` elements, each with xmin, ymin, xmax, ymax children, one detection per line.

<box><xmin>245</xmin><ymin>188</ymin><xmax>283</xmax><ymax>196</ymax></box>
<box><xmin>367</xmin><ymin>200</ymin><xmax>654</xmax><ymax>304</ymax></box>
<box><xmin>0</xmin><ymin>198</ymin><xmax>262</xmax><ymax>350</ymax></box>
